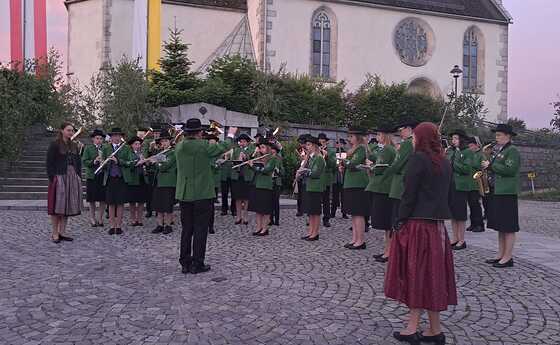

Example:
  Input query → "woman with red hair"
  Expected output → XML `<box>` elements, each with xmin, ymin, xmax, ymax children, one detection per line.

<box><xmin>385</xmin><ymin>122</ymin><xmax>457</xmax><ymax>345</ymax></box>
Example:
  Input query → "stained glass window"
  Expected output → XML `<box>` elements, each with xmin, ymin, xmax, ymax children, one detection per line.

<box><xmin>312</xmin><ymin>11</ymin><xmax>331</xmax><ymax>78</ymax></box>
<box><xmin>463</xmin><ymin>28</ymin><xmax>479</xmax><ymax>92</ymax></box>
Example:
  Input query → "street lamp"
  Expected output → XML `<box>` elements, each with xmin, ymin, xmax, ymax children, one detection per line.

<box><xmin>450</xmin><ymin>65</ymin><xmax>463</xmax><ymax>98</ymax></box>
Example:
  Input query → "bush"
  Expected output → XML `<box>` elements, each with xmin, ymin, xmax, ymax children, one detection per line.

<box><xmin>278</xmin><ymin>139</ymin><xmax>301</xmax><ymax>194</ymax></box>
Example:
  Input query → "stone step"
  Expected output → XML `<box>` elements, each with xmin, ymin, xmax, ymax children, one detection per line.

<box><xmin>0</xmin><ymin>177</ymin><xmax>49</xmax><ymax>186</ymax></box>
<box><xmin>8</xmin><ymin>161</ymin><xmax>45</xmax><ymax>168</ymax></box>
<box><xmin>0</xmin><ymin>185</ymin><xmax>87</xmax><ymax>192</ymax></box>
<box><xmin>6</xmin><ymin>165</ymin><xmax>46</xmax><ymax>173</ymax></box>
<box><xmin>2</xmin><ymin>171</ymin><xmax>48</xmax><ymax>178</ymax></box>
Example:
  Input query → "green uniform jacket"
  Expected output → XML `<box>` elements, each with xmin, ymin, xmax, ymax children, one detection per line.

<box><xmin>81</xmin><ymin>144</ymin><xmax>102</xmax><ymax>180</ymax></box>
<box><xmin>154</xmin><ymin>150</ymin><xmax>177</xmax><ymax>188</ymax></box>
<box><xmin>447</xmin><ymin>147</ymin><xmax>476</xmax><ymax>192</ymax></box>
<box><xmin>343</xmin><ymin>146</ymin><xmax>369</xmax><ymax>189</ymax></box>
<box><xmin>142</xmin><ymin>139</ymin><xmax>159</xmax><ymax>185</ymax></box>
<box><xmin>175</xmin><ymin>138</ymin><xmax>234</xmax><ymax>202</ymax></box>
<box><xmin>365</xmin><ymin>145</ymin><xmax>397</xmax><ymax>194</ymax></box>
<box><xmin>306</xmin><ymin>154</ymin><xmax>326</xmax><ymax>193</ymax></box>
<box><xmin>489</xmin><ymin>144</ymin><xmax>521</xmax><ymax>195</ymax></box>
<box><xmin>386</xmin><ymin>138</ymin><xmax>413</xmax><ymax>200</ymax></box>
<box><xmin>273</xmin><ymin>157</ymin><xmax>284</xmax><ymax>187</ymax></box>
<box><xmin>231</xmin><ymin>144</ymin><xmax>256</xmax><ymax>183</ymax></box>
<box><xmin>320</xmin><ymin>147</ymin><xmax>337</xmax><ymax>186</ymax></box>
<box><xmin>101</xmin><ymin>143</ymin><xmax>132</xmax><ymax>186</ymax></box>
<box><xmin>251</xmin><ymin>157</ymin><xmax>278</xmax><ymax>190</ymax></box>
<box><xmin>120</xmin><ymin>149</ymin><xmax>146</xmax><ymax>186</ymax></box>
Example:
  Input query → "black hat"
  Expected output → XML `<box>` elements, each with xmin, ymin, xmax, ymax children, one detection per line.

<box><xmin>304</xmin><ymin>135</ymin><xmax>320</xmax><ymax>145</ymax></box>
<box><xmin>109</xmin><ymin>127</ymin><xmax>125</xmax><ymax>135</ymax></box>
<box><xmin>254</xmin><ymin>133</ymin><xmax>263</xmax><ymax>139</ymax></box>
<box><xmin>318</xmin><ymin>133</ymin><xmax>330</xmax><ymax>141</ymax></box>
<box><xmin>448</xmin><ymin>129</ymin><xmax>468</xmax><ymax>138</ymax></box>
<box><xmin>157</xmin><ymin>132</ymin><xmax>172</xmax><ymax>141</ymax></box>
<box><xmin>465</xmin><ymin>136</ymin><xmax>477</xmax><ymax>145</ymax></box>
<box><xmin>183</xmin><ymin>118</ymin><xmax>203</xmax><ymax>132</ymax></box>
<box><xmin>90</xmin><ymin>129</ymin><xmax>105</xmax><ymax>138</ymax></box>
<box><xmin>369</xmin><ymin>137</ymin><xmax>378</xmax><ymax>145</ymax></box>
<box><xmin>491</xmin><ymin>123</ymin><xmax>517</xmax><ymax>136</ymax></box>
<box><xmin>394</xmin><ymin>120</ymin><xmax>419</xmax><ymax>132</ymax></box>
<box><xmin>137</xmin><ymin>127</ymin><xmax>149</xmax><ymax>132</ymax></box>
<box><xmin>297</xmin><ymin>134</ymin><xmax>310</xmax><ymax>144</ymax></box>
<box><xmin>236</xmin><ymin>133</ymin><xmax>252</xmax><ymax>142</ymax></box>
<box><xmin>337</xmin><ymin>138</ymin><xmax>347</xmax><ymax>145</ymax></box>
<box><xmin>374</xmin><ymin>126</ymin><xmax>394</xmax><ymax>134</ymax></box>
<box><xmin>348</xmin><ymin>126</ymin><xmax>368</xmax><ymax>135</ymax></box>
<box><xmin>258</xmin><ymin>139</ymin><xmax>275</xmax><ymax>147</ymax></box>
<box><xmin>127</xmin><ymin>136</ymin><xmax>143</xmax><ymax>145</ymax></box>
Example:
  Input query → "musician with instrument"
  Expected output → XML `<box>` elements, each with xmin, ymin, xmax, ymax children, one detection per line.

<box><xmin>47</xmin><ymin>122</ymin><xmax>83</xmax><ymax>243</ymax></box>
<box><xmin>230</xmin><ymin>133</ymin><xmax>255</xmax><ymax>225</ymax></box>
<box><xmin>122</xmin><ymin>136</ymin><xmax>149</xmax><ymax>227</ymax></box>
<box><xmin>295</xmin><ymin>134</ymin><xmax>309</xmax><ymax>217</ymax></box>
<box><xmin>482</xmin><ymin>124</ymin><xmax>521</xmax><ymax>268</ymax></box>
<box><xmin>341</xmin><ymin>126</ymin><xmax>370</xmax><ymax>250</ymax></box>
<box><xmin>446</xmin><ymin>129</ymin><xmax>475</xmax><ymax>251</ymax></box>
<box><xmin>270</xmin><ymin>144</ymin><xmax>283</xmax><ymax>226</ymax></box>
<box><xmin>100</xmin><ymin>128</ymin><xmax>130</xmax><ymax>235</ymax></box>
<box><xmin>318</xmin><ymin>133</ymin><xmax>336</xmax><ymax>228</ymax></box>
<box><xmin>247</xmin><ymin>139</ymin><xmax>278</xmax><ymax>236</ymax></box>
<box><xmin>207</xmin><ymin>133</ymin><xmax>221</xmax><ymax>234</ymax></box>
<box><xmin>219</xmin><ymin>148</ymin><xmax>236</xmax><ymax>217</ymax></box>
<box><xmin>365</xmin><ymin>127</ymin><xmax>397</xmax><ymax>263</ymax></box>
<box><xmin>175</xmin><ymin>118</ymin><xmax>238</xmax><ymax>274</ymax></box>
<box><xmin>466</xmin><ymin>137</ymin><xmax>485</xmax><ymax>233</ymax></box>
<box><xmin>82</xmin><ymin>129</ymin><xmax>107</xmax><ymax>227</ymax></box>
<box><xmin>300</xmin><ymin>136</ymin><xmax>326</xmax><ymax>241</ymax></box>
<box><xmin>331</xmin><ymin>139</ymin><xmax>347</xmax><ymax>219</ymax></box>
<box><xmin>142</xmin><ymin>125</ymin><xmax>162</xmax><ymax>218</ymax></box>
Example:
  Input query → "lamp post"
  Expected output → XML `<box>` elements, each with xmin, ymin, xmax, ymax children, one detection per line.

<box><xmin>450</xmin><ymin>65</ymin><xmax>463</xmax><ymax>99</ymax></box>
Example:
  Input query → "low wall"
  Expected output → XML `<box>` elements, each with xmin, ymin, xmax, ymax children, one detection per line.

<box><xmin>518</xmin><ymin>145</ymin><xmax>560</xmax><ymax>191</ymax></box>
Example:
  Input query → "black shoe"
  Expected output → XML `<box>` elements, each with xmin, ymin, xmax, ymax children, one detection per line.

<box><xmin>152</xmin><ymin>225</ymin><xmax>164</xmax><ymax>234</ymax></box>
<box><xmin>349</xmin><ymin>243</ymin><xmax>366</xmax><ymax>250</ymax></box>
<box><xmin>485</xmin><ymin>258</ymin><xmax>501</xmax><ymax>264</ymax></box>
<box><xmin>243</xmin><ymin>221</ymin><xmax>249</xmax><ymax>226</ymax></box>
<box><xmin>296</xmin><ymin>212</ymin><xmax>303</xmax><ymax>217</ymax></box>
<box><xmin>268</xmin><ymin>221</ymin><xmax>274</xmax><ymax>226</ymax></box>
<box><xmin>273</xmin><ymin>222</ymin><xmax>280</xmax><ymax>226</ymax></box>
<box><xmin>209</xmin><ymin>228</ymin><xmax>215</xmax><ymax>234</ymax></box>
<box><xmin>419</xmin><ymin>332</ymin><xmax>445</xmax><ymax>344</ymax></box>
<box><xmin>452</xmin><ymin>242</ymin><xmax>467</xmax><ymax>250</ymax></box>
<box><xmin>137</xmin><ymin>222</ymin><xmax>143</xmax><ymax>227</ymax></box>
<box><xmin>375</xmin><ymin>256</ymin><xmax>389</xmax><ymax>263</ymax></box>
<box><xmin>323</xmin><ymin>220</ymin><xmax>331</xmax><ymax>228</ymax></box>
<box><xmin>115</xmin><ymin>228</ymin><xmax>123</xmax><ymax>235</ymax></box>
<box><xmin>190</xmin><ymin>264</ymin><xmax>211</xmax><ymax>274</ymax></box>
<box><xmin>59</xmin><ymin>235</ymin><xmax>74</xmax><ymax>242</ymax></box>
<box><xmin>471</xmin><ymin>225</ymin><xmax>485</xmax><ymax>233</ymax></box>
<box><xmin>162</xmin><ymin>225</ymin><xmax>173</xmax><ymax>234</ymax></box>
<box><xmin>301</xmin><ymin>235</ymin><xmax>310</xmax><ymax>240</ymax></box>
<box><xmin>450</xmin><ymin>241</ymin><xmax>458</xmax><ymax>247</ymax></box>
<box><xmin>466</xmin><ymin>225</ymin><xmax>474</xmax><ymax>232</ymax></box>
<box><xmin>393</xmin><ymin>331</ymin><xmax>420</xmax><ymax>344</ymax></box>
<box><xmin>253</xmin><ymin>230</ymin><xmax>263</xmax><ymax>236</ymax></box>
<box><xmin>234</xmin><ymin>219</ymin><xmax>242</xmax><ymax>225</ymax></box>
<box><xmin>305</xmin><ymin>235</ymin><xmax>319</xmax><ymax>241</ymax></box>
<box><xmin>365</xmin><ymin>226</ymin><xmax>370</xmax><ymax>233</ymax></box>
<box><xmin>493</xmin><ymin>259</ymin><xmax>514</xmax><ymax>268</ymax></box>
<box><xmin>108</xmin><ymin>228</ymin><xmax>116</xmax><ymax>235</ymax></box>
<box><xmin>221</xmin><ymin>211</ymin><xmax>228</xmax><ymax>216</ymax></box>
<box><xmin>373</xmin><ymin>253</ymin><xmax>384</xmax><ymax>259</ymax></box>
<box><xmin>181</xmin><ymin>265</ymin><xmax>191</xmax><ymax>274</ymax></box>
<box><xmin>51</xmin><ymin>237</ymin><xmax>61</xmax><ymax>243</ymax></box>
<box><xmin>342</xmin><ymin>214</ymin><xmax>349</xmax><ymax>219</ymax></box>
<box><xmin>344</xmin><ymin>242</ymin><xmax>354</xmax><ymax>249</ymax></box>
<box><xmin>145</xmin><ymin>212</ymin><xmax>152</xmax><ymax>218</ymax></box>
<box><xmin>256</xmin><ymin>230</ymin><xmax>269</xmax><ymax>236</ymax></box>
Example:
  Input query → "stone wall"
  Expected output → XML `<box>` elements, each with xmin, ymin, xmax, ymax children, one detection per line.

<box><xmin>518</xmin><ymin>145</ymin><xmax>560</xmax><ymax>191</ymax></box>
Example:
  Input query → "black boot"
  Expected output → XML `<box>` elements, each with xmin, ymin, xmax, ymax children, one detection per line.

<box><xmin>323</xmin><ymin>219</ymin><xmax>331</xmax><ymax>228</ymax></box>
<box><xmin>162</xmin><ymin>225</ymin><xmax>173</xmax><ymax>234</ymax></box>
<box><xmin>152</xmin><ymin>225</ymin><xmax>164</xmax><ymax>234</ymax></box>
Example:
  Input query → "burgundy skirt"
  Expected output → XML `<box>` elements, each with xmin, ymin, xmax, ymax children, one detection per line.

<box><xmin>384</xmin><ymin>219</ymin><xmax>457</xmax><ymax>312</ymax></box>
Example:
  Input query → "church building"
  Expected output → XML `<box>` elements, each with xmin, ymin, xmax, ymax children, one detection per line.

<box><xmin>65</xmin><ymin>0</ymin><xmax>512</xmax><ymax>121</ymax></box>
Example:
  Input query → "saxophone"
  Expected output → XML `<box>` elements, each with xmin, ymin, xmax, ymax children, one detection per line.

<box><xmin>472</xmin><ymin>142</ymin><xmax>494</xmax><ymax>196</ymax></box>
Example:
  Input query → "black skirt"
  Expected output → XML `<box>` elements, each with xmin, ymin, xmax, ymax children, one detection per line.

<box><xmin>231</xmin><ymin>179</ymin><xmax>250</xmax><ymax>200</ymax></box>
<box><xmin>390</xmin><ymin>198</ymin><xmax>400</xmax><ymax>226</ymax></box>
<box><xmin>449</xmin><ymin>189</ymin><xmax>468</xmax><ymax>221</ymax></box>
<box><xmin>486</xmin><ymin>194</ymin><xmax>520</xmax><ymax>233</ymax></box>
<box><xmin>371</xmin><ymin>192</ymin><xmax>393</xmax><ymax>230</ymax></box>
<box><xmin>342</xmin><ymin>188</ymin><xmax>370</xmax><ymax>217</ymax></box>
<box><xmin>86</xmin><ymin>174</ymin><xmax>106</xmax><ymax>202</ymax></box>
<box><xmin>248</xmin><ymin>188</ymin><xmax>273</xmax><ymax>214</ymax></box>
<box><xmin>303</xmin><ymin>191</ymin><xmax>323</xmax><ymax>215</ymax></box>
<box><xmin>127</xmin><ymin>180</ymin><xmax>148</xmax><ymax>203</ymax></box>
<box><xmin>106</xmin><ymin>176</ymin><xmax>128</xmax><ymax>205</ymax></box>
<box><xmin>152</xmin><ymin>187</ymin><xmax>176</xmax><ymax>213</ymax></box>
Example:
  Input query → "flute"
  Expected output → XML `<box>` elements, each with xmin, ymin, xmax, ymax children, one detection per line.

<box><xmin>94</xmin><ymin>138</ymin><xmax>126</xmax><ymax>175</ymax></box>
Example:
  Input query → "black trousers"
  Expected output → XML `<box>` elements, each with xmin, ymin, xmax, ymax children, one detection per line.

<box><xmin>179</xmin><ymin>199</ymin><xmax>213</xmax><ymax>268</ymax></box>
<box><xmin>220</xmin><ymin>179</ymin><xmax>236</xmax><ymax>214</ymax></box>
<box><xmin>271</xmin><ymin>185</ymin><xmax>281</xmax><ymax>224</ymax></box>
<box><xmin>209</xmin><ymin>188</ymin><xmax>218</xmax><ymax>232</ymax></box>
<box><xmin>297</xmin><ymin>181</ymin><xmax>304</xmax><ymax>214</ymax></box>
<box><xmin>467</xmin><ymin>190</ymin><xmax>484</xmax><ymax>226</ymax></box>
<box><xmin>331</xmin><ymin>182</ymin><xmax>345</xmax><ymax>216</ymax></box>
<box><xmin>322</xmin><ymin>185</ymin><xmax>331</xmax><ymax>221</ymax></box>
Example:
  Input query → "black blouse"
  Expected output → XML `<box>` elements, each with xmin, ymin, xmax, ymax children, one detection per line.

<box><xmin>398</xmin><ymin>152</ymin><xmax>452</xmax><ymax>222</ymax></box>
<box><xmin>46</xmin><ymin>141</ymin><xmax>82</xmax><ymax>181</ymax></box>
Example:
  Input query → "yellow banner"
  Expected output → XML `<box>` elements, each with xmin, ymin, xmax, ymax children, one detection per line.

<box><xmin>147</xmin><ymin>0</ymin><xmax>161</xmax><ymax>71</ymax></box>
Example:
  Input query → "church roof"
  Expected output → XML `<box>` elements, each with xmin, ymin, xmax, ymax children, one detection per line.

<box><xmin>163</xmin><ymin>0</ymin><xmax>246</xmax><ymax>11</ymax></box>
<box><xmin>348</xmin><ymin>0</ymin><xmax>511</xmax><ymax>23</ymax></box>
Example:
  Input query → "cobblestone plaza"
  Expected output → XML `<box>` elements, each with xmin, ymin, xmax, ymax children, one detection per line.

<box><xmin>1</xmin><ymin>201</ymin><xmax>559</xmax><ymax>345</ymax></box>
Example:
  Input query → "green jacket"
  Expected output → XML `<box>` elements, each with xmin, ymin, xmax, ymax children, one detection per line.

<box><xmin>447</xmin><ymin>147</ymin><xmax>476</xmax><ymax>192</ymax></box>
<box><xmin>251</xmin><ymin>156</ymin><xmax>278</xmax><ymax>190</ymax></box>
<box><xmin>320</xmin><ymin>147</ymin><xmax>337</xmax><ymax>186</ymax></box>
<box><xmin>343</xmin><ymin>146</ymin><xmax>369</xmax><ymax>189</ymax></box>
<box><xmin>365</xmin><ymin>145</ymin><xmax>397</xmax><ymax>194</ymax></box>
<box><xmin>305</xmin><ymin>154</ymin><xmax>326</xmax><ymax>193</ymax></box>
<box><xmin>273</xmin><ymin>157</ymin><xmax>284</xmax><ymax>187</ymax></box>
<box><xmin>120</xmin><ymin>149</ymin><xmax>147</xmax><ymax>186</ymax></box>
<box><xmin>142</xmin><ymin>139</ymin><xmax>160</xmax><ymax>185</ymax></box>
<box><xmin>81</xmin><ymin>144</ymin><xmax>103</xmax><ymax>180</ymax></box>
<box><xmin>101</xmin><ymin>143</ymin><xmax>132</xmax><ymax>186</ymax></box>
<box><xmin>489</xmin><ymin>144</ymin><xmax>521</xmax><ymax>195</ymax></box>
<box><xmin>175</xmin><ymin>138</ymin><xmax>234</xmax><ymax>202</ymax></box>
<box><xmin>386</xmin><ymin>138</ymin><xmax>413</xmax><ymax>200</ymax></box>
<box><xmin>155</xmin><ymin>149</ymin><xmax>177</xmax><ymax>188</ymax></box>
<box><xmin>231</xmin><ymin>144</ymin><xmax>256</xmax><ymax>183</ymax></box>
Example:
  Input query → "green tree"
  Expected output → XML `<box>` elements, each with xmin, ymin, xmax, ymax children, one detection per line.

<box><xmin>551</xmin><ymin>98</ymin><xmax>560</xmax><ymax>131</ymax></box>
<box><xmin>506</xmin><ymin>116</ymin><xmax>527</xmax><ymax>133</ymax></box>
<box><xmin>440</xmin><ymin>93</ymin><xmax>488</xmax><ymax>135</ymax></box>
<box><xmin>149</xmin><ymin>26</ymin><xmax>200</xmax><ymax>107</ymax></box>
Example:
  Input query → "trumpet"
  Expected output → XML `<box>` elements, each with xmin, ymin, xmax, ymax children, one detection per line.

<box><xmin>209</xmin><ymin>120</ymin><xmax>224</xmax><ymax>134</ymax></box>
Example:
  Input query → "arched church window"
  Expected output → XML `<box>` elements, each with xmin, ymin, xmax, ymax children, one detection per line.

<box><xmin>463</xmin><ymin>27</ymin><xmax>485</xmax><ymax>93</ymax></box>
<box><xmin>311</xmin><ymin>11</ymin><xmax>331</xmax><ymax>78</ymax></box>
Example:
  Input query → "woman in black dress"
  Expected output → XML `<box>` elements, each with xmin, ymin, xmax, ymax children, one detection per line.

<box><xmin>47</xmin><ymin>122</ymin><xmax>83</xmax><ymax>243</ymax></box>
<box><xmin>124</xmin><ymin>136</ymin><xmax>148</xmax><ymax>226</ymax></box>
<box><xmin>300</xmin><ymin>136</ymin><xmax>326</xmax><ymax>241</ymax></box>
<box><xmin>82</xmin><ymin>129</ymin><xmax>106</xmax><ymax>227</ymax></box>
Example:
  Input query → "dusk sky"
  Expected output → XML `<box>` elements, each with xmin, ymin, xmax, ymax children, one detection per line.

<box><xmin>1</xmin><ymin>0</ymin><xmax>559</xmax><ymax>129</ymax></box>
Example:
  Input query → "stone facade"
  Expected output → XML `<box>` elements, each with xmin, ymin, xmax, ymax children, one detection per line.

<box><xmin>518</xmin><ymin>145</ymin><xmax>560</xmax><ymax>191</ymax></box>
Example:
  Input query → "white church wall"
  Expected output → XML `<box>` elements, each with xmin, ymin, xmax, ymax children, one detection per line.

<box><xmin>161</xmin><ymin>3</ymin><xmax>245</xmax><ymax>71</ymax></box>
<box><xmin>67</xmin><ymin>0</ymin><xmax>104</xmax><ymax>83</ymax></box>
<box><xmin>266</xmin><ymin>0</ymin><xmax>507</xmax><ymax>121</ymax></box>
<box><xmin>109</xmin><ymin>0</ymin><xmax>135</xmax><ymax>65</ymax></box>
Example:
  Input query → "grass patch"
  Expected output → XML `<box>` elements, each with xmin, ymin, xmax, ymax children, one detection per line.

<box><xmin>520</xmin><ymin>189</ymin><xmax>560</xmax><ymax>202</ymax></box>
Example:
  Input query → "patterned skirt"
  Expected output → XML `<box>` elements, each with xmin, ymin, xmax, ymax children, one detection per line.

<box><xmin>47</xmin><ymin>165</ymin><xmax>82</xmax><ymax>217</ymax></box>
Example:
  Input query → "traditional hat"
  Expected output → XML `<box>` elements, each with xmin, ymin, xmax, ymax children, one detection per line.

<box><xmin>183</xmin><ymin>118</ymin><xmax>203</xmax><ymax>132</ymax></box>
<box><xmin>90</xmin><ymin>129</ymin><xmax>105</xmax><ymax>138</ymax></box>
<box><xmin>337</xmin><ymin>138</ymin><xmax>347</xmax><ymax>145</ymax></box>
<box><xmin>347</xmin><ymin>126</ymin><xmax>368</xmax><ymax>135</ymax></box>
<box><xmin>109</xmin><ymin>127</ymin><xmax>125</xmax><ymax>136</ymax></box>
<box><xmin>304</xmin><ymin>135</ymin><xmax>320</xmax><ymax>145</ymax></box>
<box><xmin>374</xmin><ymin>126</ymin><xmax>394</xmax><ymax>134</ymax></box>
<box><xmin>448</xmin><ymin>129</ymin><xmax>468</xmax><ymax>138</ymax></box>
<box><xmin>297</xmin><ymin>134</ymin><xmax>311</xmax><ymax>144</ymax></box>
<box><xmin>491</xmin><ymin>123</ymin><xmax>517</xmax><ymax>136</ymax></box>
<box><xmin>236</xmin><ymin>133</ymin><xmax>252</xmax><ymax>142</ymax></box>
<box><xmin>318</xmin><ymin>133</ymin><xmax>330</xmax><ymax>141</ymax></box>
<box><xmin>157</xmin><ymin>132</ymin><xmax>172</xmax><ymax>142</ymax></box>
<box><xmin>394</xmin><ymin>120</ymin><xmax>419</xmax><ymax>132</ymax></box>
<box><xmin>465</xmin><ymin>136</ymin><xmax>477</xmax><ymax>145</ymax></box>
<box><xmin>127</xmin><ymin>136</ymin><xmax>143</xmax><ymax>145</ymax></box>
